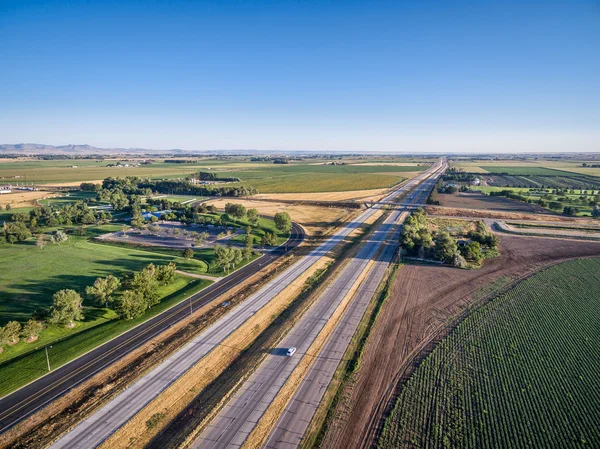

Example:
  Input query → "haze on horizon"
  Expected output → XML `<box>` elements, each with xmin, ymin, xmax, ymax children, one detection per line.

<box><xmin>1</xmin><ymin>0</ymin><xmax>598</xmax><ymax>153</ymax></box>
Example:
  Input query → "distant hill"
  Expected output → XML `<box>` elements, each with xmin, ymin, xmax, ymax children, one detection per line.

<box><xmin>0</xmin><ymin>143</ymin><xmax>157</xmax><ymax>155</ymax></box>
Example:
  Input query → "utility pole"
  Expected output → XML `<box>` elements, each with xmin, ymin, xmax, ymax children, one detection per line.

<box><xmin>45</xmin><ymin>346</ymin><xmax>52</xmax><ymax>372</ymax></box>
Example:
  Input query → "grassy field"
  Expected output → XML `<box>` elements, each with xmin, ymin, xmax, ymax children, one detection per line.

<box><xmin>0</xmin><ymin>277</ymin><xmax>211</xmax><ymax>396</ymax></box>
<box><xmin>0</xmin><ymin>225</ymin><xmax>210</xmax><ymax>325</ymax></box>
<box><xmin>378</xmin><ymin>258</ymin><xmax>600</xmax><ymax>449</ymax></box>
<box><xmin>0</xmin><ymin>158</ymin><xmax>426</xmax><ymax>192</ymax></box>
<box><xmin>37</xmin><ymin>190</ymin><xmax>100</xmax><ymax>206</ymax></box>
<box><xmin>451</xmin><ymin>159</ymin><xmax>600</xmax><ymax>177</ymax></box>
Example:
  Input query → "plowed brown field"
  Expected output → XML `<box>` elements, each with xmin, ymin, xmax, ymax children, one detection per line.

<box><xmin>321</xmin><ymin>235</ymin><xmax>600</xmax><ymax>449</ymax></box>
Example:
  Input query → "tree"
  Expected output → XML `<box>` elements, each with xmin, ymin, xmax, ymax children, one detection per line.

<box><xmin>247</xmin><ymin>208</ymin><xmax>259</xmax><ymax>225</ymax></box>
<box><xmin>435</xmin><ymin>231</ymin><xmax>458</xmax><ymax>264</ymax></box>
<box><xmin>214</xmin><ymin>245</ymin><xmax>242</xmax><ymax>272</ymax></box>
<box><xmin>0</xmin><ymin>327</ymin><xmax>9</xmax><ymax>349</ymax></box>
<box><xmin>194</xmin><ymin>231</ymin><xmax>209</xmax><ymax>246</ymax></box>
<box><xmin>86</xmin><ymin>275</ymin><xmax>121</xmax><ymax>307</ymax></box>
<box><xmin>6</xmin><ymin>204</ymin><xmax>11</xmax><ymax>211</ymax></box>
<box><xmin>274</xmin><ymin>212</ymin><xmax>292</xmax><ymax>233</ymax></box>
<box><xmin>48</xmin><ymin>290</ymin><xmax>84</xmax><ymax>327</ymax></box>
<box><xmin>131</xmin><ymin>264</ymin><xmax>160</xmax><ymax>308</ymax></box>
<box><xmin>36</xmin><ymin>233</ymin><xmax>47</xmax><ymax>250</ymax></box>
<box><xmin>51</xmin><ymin>230</ymin><xmax>69</xmax><ymax>244</ymax></box>
<box><xmin>224</xmin><ymin>203</ymin><xmax>246</xmax><ymax>221</ymax></box>
<box><xmin>11</xmin><ymin>212</ymin><xmax>28</xmax><ymax>222</ymax></box>
<box><xmin>592</xmin><ymin>205</ymin><xmax>600</xmax><ymax>218</ymax></box>
<box><xmin>244</xmin><ymin>233</ymin><xmax>254</xmax><ymax>249</ymax></box>
<box><xmin>4</xmin><ymin>321</ymin><xmax>22</xmax><ymax>344</ymax></box>
<box><xmin>261</xmin><ymin>232</ymin><xmax>277</xmax><ymax>246</ymax></box>
<box><xmin>400</xmin><ymin>208</ymin><xmax>432</xmax><ymax>254</ymax></box>
<box><xmin>75</xmin><ymin>226</ymin><xmax>87</xmax><ymax>236</ymax></box>
<box><xmin>21</xmin><ymin>319</ymin><xmax>44</xmax><ymax>341</ymax></box>
<box><xmin>157</xmin><ymin>262</ymin><xmax>176</xmax><ymax>284</ymax></box>
<box><xmin>462</xmin><ymin>241</ymin><xmax>482</xmax><ymax>262</ymax></box>
<box><xmin>183</xmin><ymin>248</ymin><xmax>194</xmax><ymax>259</ymax></box>
<box><xmin>3</xmin><ymin>222</ymin><xmax>32</xmax><ymax>243</ymax></box>
<box><xmin>115</xmin><ymin>290</ymin><xmax>146</xmax><ymax>319</ymax></box>
<box><xmin>242</xmin><ymin>247</ymin><xmax>254</xmax><ymax>260</ymax></box>
<box><xmin>563</xmin><ymin>206</ymin><xmax>579</xmax><ymax>216</ymax></box>
<box><xmin>549</xmin><ymin>201</ymin><xmax>562</xmax><ymax>211</ymax></box>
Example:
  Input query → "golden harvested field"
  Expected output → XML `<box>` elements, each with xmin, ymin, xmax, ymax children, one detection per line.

<box><xmin>206</xmin><ymin>198</ymin><xmax>357</xmax><ymax>236</ymax></box>
<box><xmin>0</xmin><ymin>190</ymin><xmax>52</xmax><ymax>208</ymax></box>
<box><xmin>255</xmin><ymin>188</ymin><xmax>390</xmax><ymax>202</ymax></box>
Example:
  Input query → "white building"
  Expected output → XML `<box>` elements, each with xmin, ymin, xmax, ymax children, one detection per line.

<box><xmin>0</xmin><ymin>185</ymin><xmax>12</xmax><ymax>194</ymax></box>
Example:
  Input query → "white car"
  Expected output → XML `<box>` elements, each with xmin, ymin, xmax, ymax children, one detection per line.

<box><xmin>286</xmin><ymin>347</ymin><xmax>297</xmax><ymax>357</ymax></box>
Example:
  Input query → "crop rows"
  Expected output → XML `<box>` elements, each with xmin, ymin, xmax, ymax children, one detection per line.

<box><xmin>482</xmin><ymin>174</ymin><xmax>600</xmax><ymax>190</ymax></box>
<box><xmin>378</xmin><ymin>258</ymin><xmax>600</xmax><ymax>449</ymax></box>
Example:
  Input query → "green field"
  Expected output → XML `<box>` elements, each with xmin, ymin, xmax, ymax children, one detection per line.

<box><xmin>0</xmin><ymin>225</ymin><xmax>210</xmax><ymax>326</ymax></box>
<box><xmin>0</xmin><ymin>277</ymin><xmax>210</xmax><ymax>396</ymax></box>
<box><xmin>225</xmin><ymin>163</ymin><xmax>422</xmax><ymax>193</ymax></box>
<box><xmin>379</xmin><ymin>258</ymin><xmax>600</xmax><ymax>449</ymax></box>
<box><xmin>0</xmin><ymin>158</ymin><xmax>426</xmax><ymax>193</ymax></box>
<box><xmin>37</xmin><ymin>190</ymin><xmax>101</xmax><ymax>206</ymax></box>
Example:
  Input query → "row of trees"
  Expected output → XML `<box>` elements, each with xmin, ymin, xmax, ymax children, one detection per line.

<box><xmin>401</xmin><ymin>209</ymin><xmax>498</xmax><ymax>267</ymax></box>
<box><xmin>99</xmin><ymin>176</ymin><xmax>258</xmax><ymax>206</ymax></box>
<box><xmin>490</xmin><ymin>190</ymin><xmax>600</xmax><ymax>217</ymax></box>
<box><xmin>0</xmin><ymin>262</ymin><xmax>178</xmax><ymax>352</ymax></box>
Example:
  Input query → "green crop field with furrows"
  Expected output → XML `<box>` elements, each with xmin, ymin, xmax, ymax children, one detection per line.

<box><xmin>379</xmin><ymin>258</ymin><xmax>600</xmax><ymax>449</ymax></box>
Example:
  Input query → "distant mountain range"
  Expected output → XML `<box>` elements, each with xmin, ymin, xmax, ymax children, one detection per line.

<box><xmin>0</xmin><ymin>144</ymin><xmax>272</xmax><ymax>155</ymax></box>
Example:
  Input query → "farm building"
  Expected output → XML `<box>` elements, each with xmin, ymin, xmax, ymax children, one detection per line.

<box><xmin>0</xmin><ymin>185</ymin><xmax>12</xmax><ymax>194</ymax></box>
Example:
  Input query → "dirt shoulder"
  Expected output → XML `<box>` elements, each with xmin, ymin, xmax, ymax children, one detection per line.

<box><xmin>320</xmin><ymin>235</ymin><xmax>600</xmax><ymax>449</ymax></box>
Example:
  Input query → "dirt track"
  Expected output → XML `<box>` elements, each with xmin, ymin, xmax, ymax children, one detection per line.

<box><xmin>321</xmin><ymin>234</ymin><xmax>600</xmax><ymax>449</ymax></box>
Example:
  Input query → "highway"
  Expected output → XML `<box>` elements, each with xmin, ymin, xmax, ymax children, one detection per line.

<box><xmin>0</xmin><ymin>223</ymin><xmax>304</xmax><ymax>434</ymax></box>
<box><xmin>45</xmin><ymin>161</ymin><xmax>444</xmax><ymax>449</ymax></box>
<box><xmin>190</xmin><ymin>163</ymin><xmax>445</xmax><ymax>449</ymax></box>
<box><xmin>264</xmin><ymin>171</ymin><xmax>441</xmax><ymax>449</ymax></box>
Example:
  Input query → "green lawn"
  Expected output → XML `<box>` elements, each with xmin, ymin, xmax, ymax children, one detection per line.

<box><xmin>0</xmin><ymin>277</ymin><xmax>211</xmax><ymax>396</ymax></box>
<box><xmin>38</xmin><ymin>190</ymin><xmax>101</xmax><ymax>206</ymax></box>
<box><xmin>0</xmin><ymin>227</ymin><xmax>209</xmax><ymax>325</ymax></box>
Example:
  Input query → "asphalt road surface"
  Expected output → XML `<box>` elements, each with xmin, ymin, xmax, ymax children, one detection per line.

<box><xmin>265</xmin><ymin>172</ymin><xmax>441</xmax><ymax>449</ymax></box>
<box><xmin>0</xmin><ymin>223</ymin><xmax>304</xmax><ymax>434</ymax></box>
<box><xmin>45</xmin><ymin>162</ymin><xmax>443</xmax><ymax>449</ymax></box>
<box><xmin>190</xmin><ymin>164</ymin><xmax>445</xmax><ymax>449</ymax></box>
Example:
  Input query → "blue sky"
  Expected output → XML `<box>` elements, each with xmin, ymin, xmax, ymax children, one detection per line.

<box><xmin>1</xmin><ymin>0</ymin><xmax>598</xmax><ymax>152</ymax></box>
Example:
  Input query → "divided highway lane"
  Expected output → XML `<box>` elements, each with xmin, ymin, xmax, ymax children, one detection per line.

<box><xmin>46</xmin><ymin>163</ymin><xmax>442</xmax><ymax>449</ymax></box>
<box><xmin>190</xmin><ymin>164</ymin><xmax>445</xmax><ymax>449</ymax></box>
<box><xmin>265</xmin><ymin>170</ymin><xmax>442</xmax><ymax>449</ymax></box>
<box><xmin>0</xmin><ymin>223</ymin><xmax>304</xmax><ymax>434</ymax></box>
<box><xmin>192</xmin><ymin>208</ymin><xmax>407</xmax><ymax>449</ymax></box>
